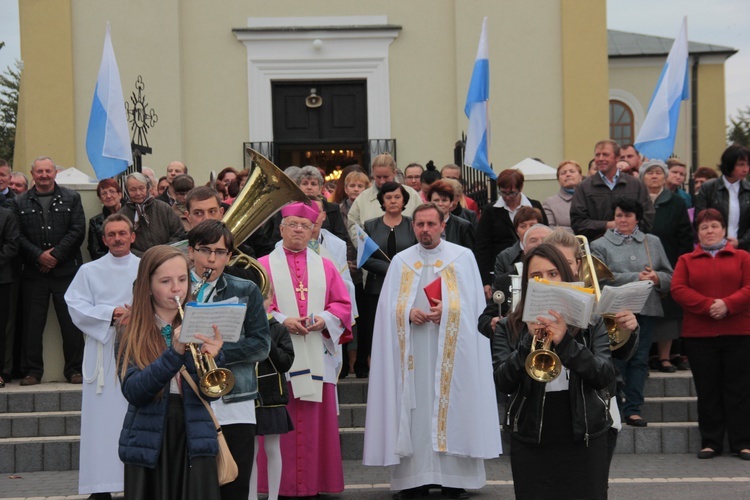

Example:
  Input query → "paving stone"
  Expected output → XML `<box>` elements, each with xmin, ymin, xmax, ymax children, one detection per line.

<box><xmin>43</xmin><ymin>441</ymin><xmax>72</xmax><ymax>471</ymax></box>
<box><xmin>71</xmin><ymin>440</ymin><xmax>80</xmax><ymax>470</ymax></box>
<box><xmin>662</xmin><ymin>427</ymin><xmax>689</xmax><ymax>454</ymax></box>
<box><xmin>661</xmin><ymin>400</ymin><xmax>689</xmax><ymax>422</ymax></box>
<box><xmin>8</xmin><ymin>392</ymin><xmax>34</xmax><ymax>413</ymax></box>
<box><xmin>688</xmin><ymin>425</ymin><xmax>702</xmax><ymax>452</ymax></box>
<box><xmin>12</xmin><ymin>416</ymin><xmax>39</xmax><ymax>438</ymax></box>
<box><xmin>60</xmin><ymin>392</ymin><xmax>81</xmax><ymax>411</ymax></box>
<box><xmin>614</xmin><ymin>427</ymin><xmax>635</xmax><ymax>454</ymax></box>
<box><xmin>338</xmin><ymin>407</ymin><xmax>352</xmax><ymax>427</ymax></box>
<box><xmin>0</xmin><ymin>443</ymin><xmax>13</xmax><ymax>473</ymax></box>
<box><xmin>0</xmin><ymin>416</ymin><xmax>11</xmax><ymax>438</ymax></box>
<box><xmin>340</xmin><ymin>431</ymin><xmax>364</xmax><ymax>461</ymax></box>
<box><xmin>688</xmin><ymin>399</ymin><xmax>698</xmax><ymax>421</ymax></box>
<box><xmin>65</xmin><ymin>414</ymin><xmax>81</xmax><ymax>436</ymax></box>
<box><xmin>15</xmin><ymin>442</ymin><xmax>44</xmax><ymax>472</ymax></box>
<box><xmin>39</xmin><ymin>416</ymin><xmax>66</xmax><ymax>437</ymax></box>
<box><xmin>34</xmin><ymin>392</ymin><xmax>60</xmax><ymax>412</ymax></box>
<box><xmin>663</xmin><ymin>377</ymin><xmax>690</xmax><ymax>397</ymax></box>
<box><xmin>351</xmin><ymin>404</ymin><xmax>367</xmax><ymax>427</ymax></box>
<box><xmin>644</xmin><ymin>377</ymin><xmax>663</xmax><ymax>397</ymax></box>
<box><xmin>641</xmin><ymin>401</ymin><xmax>661</xmax><ymax>422</ymax></box>
<box><xmin>634</xmin><ymin>427</ymin><xmax>662</xmax><ymax>454</ymax></box>
<box><xmin>337</xmin><ymin>382</ymin><xmax>366</xmax><ymax>404</ymax></box>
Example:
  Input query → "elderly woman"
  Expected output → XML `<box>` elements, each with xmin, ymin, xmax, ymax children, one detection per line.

<box><xmin>542</xmin><ymin>160</ymin><xmax>582</xmax><ymax>233</ymax></box>
<box><xmin>358</xmin><ymin>182</ymin><xmax>417</xmax><ymax>378</ymax></box>
<box><xmin>88</xmin><ymin>179</ymin><xmax>124</xmax><ymax>260</ymax></box>
<box><xmin>292</xmin><ymin>165</ymin><xmax>350</xmax><ymax>244</ymax></box>
<box><xmin>671</xmin><ymin>209</ymin><xmax>750</xmax><ymax>460</ymax></box>
<box><xmin>118</xmin><ymin>172</ymin><xmax>186</xmax><ymax>256</ymax></box>
<box><xmin>475</xmin><ymin>169</ymin><xmax>547</xmax><ymax>298</ymax></box>
<box><xmin>590</xmin><ymin>197</ymin><xmax>673</xmax><ymax>427</ymax></box>
<box><xmin>641</xmin><ymin>160</ymin><xmax>694</xmax><ymax>372</ymax></box>
<box><xmin>426</xmin><ymin>179</ymin><xmax>474</xmax><ymax>250</ymax></box>
<box><xmin>493</xmin><ymin>207</ymin><xmax>545</xmax><ymax>283</ymax></box>
<box><xmin>695</xmin><ymin>144</ymin><xmax>750</xmax><ymax>251</ymax></box>
<box><xmin>493</xmin><ymin>244</ymin><xmax>617</xmax><ymax>499</ymax></box>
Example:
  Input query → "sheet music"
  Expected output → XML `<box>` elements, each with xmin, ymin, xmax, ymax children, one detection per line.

<box><xmin>522</xmin><ymin>279</ymin><xmax>595</xmax><ymax>329</ymax></box>
<box><xmin>595</xmin><ymin>280</ymin><xmax>653</xmax><ymax>315</ymax></box>
<box><xmin>180</xmin><ymin>300</ymin><xmax>246</xmax><ymax>343</ymax></box>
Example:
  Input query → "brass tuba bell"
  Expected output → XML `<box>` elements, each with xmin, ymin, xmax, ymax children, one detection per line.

<box><xmin>576</xmin><ymin>235</ymin><xmax>633</xmax><ymax>350</ymax></box>
<box><xmin>222</xmin><ymin>148</ymin><xmax>310</xmax><ymax>296</ymax></box>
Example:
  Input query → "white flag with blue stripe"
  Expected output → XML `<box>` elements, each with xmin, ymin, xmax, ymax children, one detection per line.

<box><xmin>354</xmin><ymin>223</ymin><xmax>380</xmax><ymax>268</ymax></box>
<box><xmin>86</xmin><ymin>23</ymin><xmax>132</xmax><ymax>180</ymax></box>
<box><xmin>634</xmin><ymin>17</ymin><xmax>689</xmax><ymax>161</ymax></box>
<box><xmin>464</xmin><ymin>17</ymin><xmax>495</xmax><ymax>180</ymax></box>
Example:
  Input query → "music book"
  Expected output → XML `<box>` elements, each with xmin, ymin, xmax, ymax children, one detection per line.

<box><xmin>423</xmin><ymin>276</ymin><xmax>442</xmax><ymax>306</ymax></box>
<box><xmin>522</xmin><ymin>278</ymin><xmax>595</xmax><ymax>329</ymax></box>
<box><xmin>180</xmin><ymin>301</ymin><xmax>246</xmax><ymax>343</ymax></box>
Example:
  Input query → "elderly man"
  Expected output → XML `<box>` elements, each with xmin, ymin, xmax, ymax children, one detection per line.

<box><xmin>348</xmin><ymin>153</ymin><xmax>422</xmax><ymax>246</ymax></box>
<box><xmin>65</xmin><ymin>214</ymin><xmax>138</xmax><ymax>499</ymax></box>
<box><xmin>156</xmin><ymin>160</ymin><xmax>188</xmax><ymax>206</ymax></box>
<box><xmin>364</xmin><ymin>203</ymin><xmax>501</xmax><ymax>500</ymax></box>
<box><xmin>119</xmin><ymin>172</ymin><xmax>185</xmax><ymax>255</ymax></box>
<box><xmin>9</xmin><ymin>172</ymin><xmax>28</xmax><ymax>195</ymax></box>
<box><xmin>570</xmin><ymin>140</ymin><xmax>654</xmax><ymax>241</ymax></box>
<box><xmin>0</xmin><ymin>159</ymin><xmax>13</xmax><ymax>207</ymax></box>
<box><xmin>12</xmin><ymin>156</ymin><xmax>85</xmax><ymax>385</ymax></box>
<box><xmin>256</xmin><ymin>201</ymin><xmax>351</xmax><ymax>498</ymax></box>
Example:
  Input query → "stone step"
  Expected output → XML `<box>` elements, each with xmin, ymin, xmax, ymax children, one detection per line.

<box><xmin>0</xmin><ymin>411</ymin><xmax>81</xmax><ymax>438</ymax></box>
<box><xmin>642</xmin><ymin>396</ymin><xmax>697</xmax><ymax>423</ymax></box>
<box><xmin>338</xmin><ymin>403</ymin><xmax>366</xmax><ymax>428</ymax></box>
<box><xmin>0</xmin><ymin>436</ymin><xmax>80</xmax><ymax>473</ymax></box>
<box><xmin>0</xmin><ymin>384</ymin><xmax>82</xmax><ymax>414</ymax></box>
<box><xmin>643</xmin><ymin>371</ymin><xmax>696</xmax><ymax>398</ymax></box>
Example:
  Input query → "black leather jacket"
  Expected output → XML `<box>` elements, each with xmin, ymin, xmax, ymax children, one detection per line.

<box><xmin>695</xmin><ymin>176</ymin><xmax>750</xmax><ymax>251</ymax></box>
<box><xmin>493</xmin><ymin>316</ymin><xmax>615</xmax><ymax>444</ymax></box>
<box><xmin>362</xmin><ymin>216</ymin><xmax>417</xmax><ymax>295</ymax></box>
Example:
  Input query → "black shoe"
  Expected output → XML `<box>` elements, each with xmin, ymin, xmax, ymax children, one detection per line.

<box><xmin>738</xmin><ymin>450</ymin><xmax>750</xmax><ymax>461</ymax></box>
<box><xmin>442</xmin><ymin>487</ymin><xmax>469</xmax><ymax>499</ymax></box>
<box><xmin>671</xmin><ymin>356</ymin><xmax>691</xmax><ymax>370</ymax></box>
<box><xmin>658</xmin><ymin>359</ymin><xmax>676</xmax><ymax>373</ymax></box>
<box><xmin>393</xmin><ymin>486</ymin><xmax>429</xmax><ymax>499</ymax></box>
<box><xmin>20</xmin><ymin>375</ymin><xmax>40</xmax><ymax>386</ymax></box>
<box><xmin>697</xmin><ymin>448</ymin><xmax>717</xmax><ymax>459</ymax></box>
<box><xmin>87</xmin><ymin>493</ymin><xmax>113</xmax><ymax>500</ymax></box>
<box><xmin>625</xmin><ymin>415</ymin><xmax>648</xmax><ymax>427</ymax></box>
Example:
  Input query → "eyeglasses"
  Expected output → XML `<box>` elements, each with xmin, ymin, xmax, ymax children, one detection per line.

<box><xmin>500</xmin><ymin>190</ymin><xmax>520</xmax><ymax>198</ymax></box>
<box><xmin>282</xmin><ymin>222</ymin><xmax>313</xmax><ymax>231</ymax></box>
<box><xmin>194</xmin><ymin>247</ymin><xmax>230</xmax><ymax>257</ymax></box>
<box><xmin>405</xmin><ymin>175</ymin><xmax>421</xmax><ymax>181</ymax></box>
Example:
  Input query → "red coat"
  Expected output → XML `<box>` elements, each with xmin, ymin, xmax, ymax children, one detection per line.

<box><xmin>671</xmin><ymin>244</ymin><xmax>750</xmax><ymax>337</ymax></box>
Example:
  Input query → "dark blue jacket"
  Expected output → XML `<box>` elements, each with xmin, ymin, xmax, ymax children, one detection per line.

<box><xmin>212</xmin><ymin>272</ymin><xmax>272</xmax><ymax>403</ymax></box>
<box><xmin>118</xmin><ymin>344</ymin><xmax>227</xmax><ymax>468</ymax></box>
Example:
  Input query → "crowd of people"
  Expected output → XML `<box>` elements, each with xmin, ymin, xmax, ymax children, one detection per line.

<box><xmin>0</xmin><ymin>140</ymin><xmax>749</xmax><ymax>500</ymax></box>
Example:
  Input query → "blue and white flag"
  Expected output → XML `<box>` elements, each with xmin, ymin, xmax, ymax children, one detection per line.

<box><xmin>634</xmin><ymin>17</ymin><xmax>689</xmax><ymax>161</ymax></box>
<box><xmin>354</xmin><ymin>223</ymin><xmax>380</xmax><ymax>268</ymax></box>
<box><xmin>86</xmin><ymin>23</ymin><xmax>132</xmax><ymax>180</ymax></box>
<box><xmin>464</xmin><ymin>17</ymin><xmax>495</xmax><ymax>180</ymax></box>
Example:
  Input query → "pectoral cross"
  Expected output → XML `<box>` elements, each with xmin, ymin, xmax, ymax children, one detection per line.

<box><xmin>295</xmin><ymin>281</ymin><xmax>308</xmax><ymax>300</ymax></box>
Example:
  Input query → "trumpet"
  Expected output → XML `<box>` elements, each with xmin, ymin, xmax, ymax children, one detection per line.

<box><xmin>525</xmin><ymin>328</ymin><xmax>563</xmax><ymax>382</ymax></box>
<box><xmin>174</xmin><ymin>294</ymin><xmax>236</xmax><ymax>398</ymax></box>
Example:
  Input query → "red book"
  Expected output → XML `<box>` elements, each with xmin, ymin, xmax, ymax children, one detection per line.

<box><xmin>423</xmin><ymin>276</ymin><xmax>442</xmax><ymax>306</ymax></box>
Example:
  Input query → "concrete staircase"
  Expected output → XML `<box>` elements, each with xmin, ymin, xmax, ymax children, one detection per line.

<box><xmin>337</xmin><ymin>370</ymin><xmax>701</xmax><ymax>460</ymax></box>
<box><xmin>0</xmin><ymin>370</ymin><xmax>699</xmax><ymax>472</ymax></box>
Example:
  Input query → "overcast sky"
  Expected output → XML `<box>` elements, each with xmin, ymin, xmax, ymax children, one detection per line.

<box><xmin>0</xmin><ymin>0</ymin><xmax>748</xmax><ymax>121</ymax></box>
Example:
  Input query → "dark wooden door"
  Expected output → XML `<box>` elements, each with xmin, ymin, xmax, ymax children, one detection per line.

<box><xmin>272</xmin><ymin>80</ymin><xmax>367</xmax><ymax>145</ymax></box>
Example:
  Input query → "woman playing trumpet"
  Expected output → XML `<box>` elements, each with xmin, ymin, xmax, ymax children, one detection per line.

<box><xmin>492</xmin><ymin>244</ymin><xmax>620</xmax><ymax>499</ymax></box>
<box><xmin>117</xmin><ymin>245</ymin><xmax>225</xmax><ymax>500</ymax></box>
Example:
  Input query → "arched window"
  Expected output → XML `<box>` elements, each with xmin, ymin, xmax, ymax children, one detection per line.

<box><xmin>609</xmin><ymin>100</ymin><xmax>634</xmax><ymax>145</ymax></box>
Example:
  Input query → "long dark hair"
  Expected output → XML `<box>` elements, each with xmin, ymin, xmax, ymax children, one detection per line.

<box><xmin>507</xmin><ymin>244</ymin><xmax>576</xmax><ymax>342</ymax></box>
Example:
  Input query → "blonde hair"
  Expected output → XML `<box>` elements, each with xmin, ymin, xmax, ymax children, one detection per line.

<box><xmin>543</xmin><ymin>229</ymin><xmax>580</xmax><ymax>258</ymax></box>
<box><xmin>117</xmin><ymin>246</ymin><xmax>189</xmax><ymax>381</ymax></box>
<box><xmin>371</xmin><ymin>153</ymin><xmax>396</xmax><ymax>171</ymax></box>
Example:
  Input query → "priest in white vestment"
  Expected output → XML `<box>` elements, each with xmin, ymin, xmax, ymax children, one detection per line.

<box><xmin>64</xmin><ymin>214</ymin><xmax>139</xmax><ymax>498</ymax></box>
<box><xmin>363</xmin><ymin>203</ymin><xmax>502</xmax><ymax>500</ymax></box>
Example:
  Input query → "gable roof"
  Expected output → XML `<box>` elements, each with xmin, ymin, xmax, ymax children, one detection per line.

<box><xmin>608</xmin><ymin>29</ymin><xmax>737</xmax><ymax>59</ymax></box>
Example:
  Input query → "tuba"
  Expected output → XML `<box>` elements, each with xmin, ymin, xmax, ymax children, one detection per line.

<box><xmin>222</xmin><ymin>148</ymin><xmax>310</xmax><ymax>296</ymax></box>
<box><xmin>525</xmin><ymin>328</ymin><xmax>563</xmax><ymax>382</ymax></box>
<box><xmin>576</xmin><ymin>235</ymin><xmax>633</xmax><ymax>350</ymax></box>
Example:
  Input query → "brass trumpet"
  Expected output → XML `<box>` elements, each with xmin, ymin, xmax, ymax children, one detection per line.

<box><xmin>525</xmin><ymin>328</ymin><xmax>563</xmax><ymax>382</ymax></box>
<box><xmin>576</xmin><ymin>235</ymin><xmax>632</xmax><ymax>350</ymax></box>
<box><xmin>175</xmin><ymin>293</ymin><xmax>236</xmax><ymax>398</ymax></box>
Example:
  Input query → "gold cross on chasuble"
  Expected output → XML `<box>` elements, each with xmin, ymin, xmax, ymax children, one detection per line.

<box><xmin>295</xmin><ymin>281</ymin><xmax>308</xmax><ymax>300</ymax></box>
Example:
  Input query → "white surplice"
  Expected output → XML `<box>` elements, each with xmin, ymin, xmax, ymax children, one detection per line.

<box><xmin>65</xmin><ymin>252</ymin><xmax>139</xmax><ymax>495</ymax></box>
<box><xmin>363</xmin><ymin>240</ymin><xmax>502</xmax><ymax>490</ymax></box>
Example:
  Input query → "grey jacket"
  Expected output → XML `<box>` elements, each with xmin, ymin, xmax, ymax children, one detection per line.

<box><xmin>542</xmin><ymin>188</ymin><xmax>574</xmax><ymax>233</ymax></box>
<box><xmin>590</xmin><ymin>229</ymin><xmax>673</xmax><ymax>317</ymax></box>
<box><xmin>119</xmin><ymin>198</ymin><xmax>186</xmax><ymax>256</ymax></box>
